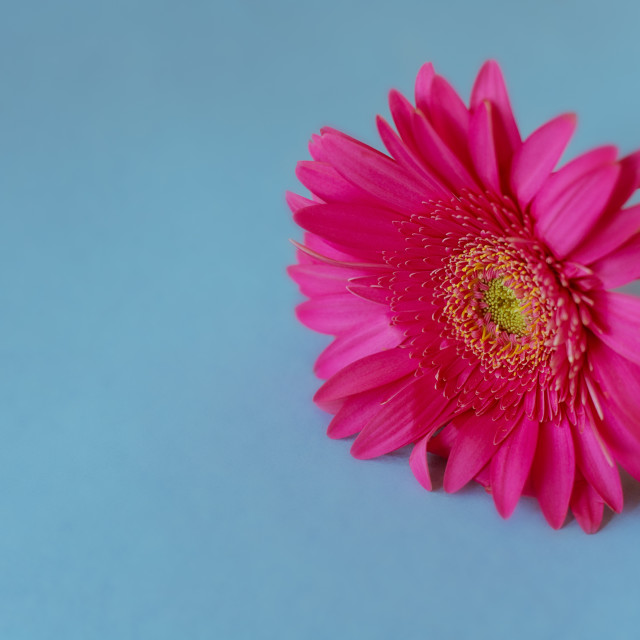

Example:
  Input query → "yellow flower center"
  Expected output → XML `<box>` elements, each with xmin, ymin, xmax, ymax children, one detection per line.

<box><xmin>483</xmin><ymin>278</ymin><xmax>528</xmax><ymax>336</ymax></box>
<box><xmin>433</xmin><ymin>238</ymin><xmax>553</xmax><ymax>375</ymax></box>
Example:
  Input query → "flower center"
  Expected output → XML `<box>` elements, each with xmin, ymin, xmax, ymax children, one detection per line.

<box><xmin>386</xmin><ymin>192</ymin><xmax>589</xmax><ymax>422</ymax></box>
<box><xmin>483</xmin><ymin>278</ymin><xmax>527</xmax><ymax>337</ymax></box>
<box><xmin>432</xmin><ymin>237</ymin><xmax>554</xmax><ymax>376</ymax></box>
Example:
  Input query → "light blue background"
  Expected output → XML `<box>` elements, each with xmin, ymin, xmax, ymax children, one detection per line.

<box><xmin>1</xmin><ymin>0</ymin><xmax>640</xmax><ymax>638</ymax></box>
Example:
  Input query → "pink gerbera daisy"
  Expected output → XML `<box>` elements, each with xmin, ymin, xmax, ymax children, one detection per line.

<box><xmin>288</xmin><ymin>61</ymin><xmax>640</xmax><ymax>533</ymax></box>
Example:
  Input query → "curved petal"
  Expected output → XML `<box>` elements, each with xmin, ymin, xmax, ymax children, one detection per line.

<box><xmin>409</xmin><ymin>432</ymin><xmax>433</xmax><ymax>490</ymax></box>
<box><xmin>320</xmin><ymin>132</ymin><xmax>431</xmax><ymax>215</ymax></box>
<box><xmin>286</xmin><ymin>190</ymin><xmax>317</xmax><ymax>214</ymax></box>
<box><xmin>302</xmin><ymin>231</ymin><xmax>365</xmax><ymax>263</ymax></box>
<box><xmin>389</xmin><ymin>89</ymin><xmax>419</xmax><ymax>151</ymax></box>
<box><xmin>570</xmin><ymin>471</ymin><xmax>605</xmax><ymax>534</ymax></box>
<box><xmin>590</xmin><ymin>232</ymin><xmax>640</xmax><ymax>288</ymax></box>
<box><xmin>414</xmin><ymin>62</ymin><xmax>435</xmax><ymax>117</ymax></box>
<box><xmin>443</xmin><ymin>408</ymin><xmax>506</xmax><ymax>493</ymax></box>
<box><xmin>470</xmin><ymin>60</ymin><xmax>517</xmax><ymax>130</ymax></box>
<box><xmin>604</xmin><ymin>150</ymin><xmax>640</xmax><ymax>215</ymax></box>
<box><xmin>294</xmin><ymin>203</ymin><xmax>407</xmax><ymax>259</ymax></box>
<box><xmin>568</xmin><ymin>150</ymin><xmax>640</xmax><ymax>264</ymax></box>
<box><xmin>531</xmin><ymin>420</ymin><xmax>575</xmax><ymax>529</ymax></box>
<box><xmin>572</xmin><ymin>422</ymin><xmax>622</xmax><ymax>513</ymax></box>
<box><xmin>314</xmin><ymin>315</ymin><xmax>402</xmax><ymax>379</ymax></box>
<box><xmin>428</xmin><ymin>421</ymin><xmax>458</xmax><ymax>458</ymax></box>
<box><xmin>296</xmin><ymin>161</ymin><xmax>372</xmax><ymax>205</ymax></box>
<box><xmin>288</xmin><ymin>263</ymin><xmax>371</xmax><ymax>297</ymax></box>
<box><xmin>427</xmin><ymin>74</ymin><xmax>471</xmax><ymax>164</ymax></box>
<box><xmin>574</xmin><ymin>203</ymin><xmax>640</xmax><ymax>266</ymax></box>
<box><xmin>588</xmin><ymin>339</ymin><xmax>640</xmax><ymax>480</ymax></box>
<box><xmin>597</xmin><ymin>403</ymin><xmax>640</xmax><ymax>483</ymax></box>
<box><xmin>590</xmin><ymin>291</ymin><xmax>640</xmax><ymax>367</ymax></box>
<box><xmin>412</xmin><ymin>110</ymin><xmax>481</xmax><ymax>192</ymax></box>
<box><xmin>490</xmin><ymin>416</ymin><xmax>539</xmax><ymax>518</ymax></box>
<box><xmin>376</xmin><ymin>116</ymin><xmax>450</xmax><ymax>198</ymax></box>
<box><xmin>346</xmin><ymin>281</ymin><xmax>390</xmax><ymax>305</ymax></box>
<box><xmin>296</xmin><ymin>293</ymin><xmax>385</xmax><ymax>335</ymax></box>
<box><xmin>469</xmin><ymin>100</ymin><xmax>501</xmax><ymax>193</ymax></box>
<box><xmin>530</xmin><ymin>145</ymin><xmax>617</xmax><ymax>223</ymax></box>
<box><xmin>588</xmin><ymin>336</ymin><xmax>640</xmax><ymax>426</ymax></box>
<box><xmin>351</xmin><ymin>378</ymin><xmax>455</xmax><ymax>460</ymax></box>
<box><xmin>534</xmin><ymin>163</ymin><xmax>620</xmax><ymax>259</ymax></box>
<box><xmin>510</xmin><ymin>113</ymin><xmax>577</xmax><ymax>208</ymax></box>
<box><xmin>314</xmin><ymin>347</ymin><xmax>417</xmax><ymax>411</ymax></box>
<box><xmin>470</xmin><ymin>60</ymin><xmax>520</xmax><ymax>169</ymax></box>
<box><xmin>327</xmin><ymin>374</ymin><xmax>413</xmax><ymax>439</ymax></box>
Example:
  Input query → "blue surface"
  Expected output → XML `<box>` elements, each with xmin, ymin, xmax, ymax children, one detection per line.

<box><xmin>1</xmin><ymin>0</ymin><xmax>640</xmax><ymax>637</ymax></box>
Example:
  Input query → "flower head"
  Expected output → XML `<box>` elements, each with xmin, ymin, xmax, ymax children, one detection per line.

<box><xmin>288</xmin><ymin>61</ymin><xmax>640</xmax><ymax>533</ymax></box>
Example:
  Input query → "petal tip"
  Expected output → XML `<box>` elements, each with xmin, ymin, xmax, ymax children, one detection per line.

<box><xmin>479</xmin><ymin>59</ymin><xmax>501</xmax><ymax>74</ymax></box>
<box><xmin>442</xmin><ymin>472</ymin><xmax>465</xmax><ymax>494</ymax></box>
<box><xmin>494</xmin><ymin>497</ymin><xmax>517</xmax><ymax>520</ymax></box>
<box><xmin>542</xmin><ymin>512</ymin><xmax>568</xmax><ymax>530</ymax></box>
<box><xmin>350</xmin><ymin>439</ymin><xmax>376</xmax><ymax>460</ymax></box>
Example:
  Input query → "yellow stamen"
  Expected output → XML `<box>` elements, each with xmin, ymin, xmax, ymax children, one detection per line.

<box><xmin>483</xmin><ymin>278</ymin><xmax>528</xmax><ymax>337</ymax></box>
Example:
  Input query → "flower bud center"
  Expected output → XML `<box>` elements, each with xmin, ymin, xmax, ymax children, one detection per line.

<box><xmin>483</xmin><ymin>278</ymin><xmax>527</xmax><ymax>336</ymax></box>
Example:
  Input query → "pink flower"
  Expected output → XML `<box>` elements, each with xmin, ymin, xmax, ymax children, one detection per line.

<box><xmin>288</xmin><ymin>61</ymin><xmax>640</xmax><ymax>533</ymax></box>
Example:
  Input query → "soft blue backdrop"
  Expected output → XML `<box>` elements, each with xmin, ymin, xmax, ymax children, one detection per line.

<box><xmin>1</xmin><ymin>0</ymin><xmax>639</xmax><ymax>637</ymax></box>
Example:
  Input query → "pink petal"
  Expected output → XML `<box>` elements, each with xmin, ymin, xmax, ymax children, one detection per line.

<box><xmin>412</xmin><ymin>110</ymin><xmax>481</xmax><ymax>192</ymax></box>
<box><xmin>590</xmin><ymin>291</ymin><xmax>640</xmax><ymax>367</ymax></box>
<box><xmin>296</xmin><ymin>161</ymin><xmax>371</xmax><ymax>205</ymax></box>
<box><xmin>489</xmin><ymin>416</ymin><xmax>539</xmax><ymax>519</ymax></box>
<box><xmin>376</xmin><ymin>116</ymin><xmax>450</xmax><ymax>198</ymax></box>
<box><xmin>604</xmin><ymin>149</ymin><xmax>640</xmax><ymax>215</ymax></box>
<box><xmin>302</xmin><ymin>231</ymin><xmax>366</xmax><ymax>263</ymax></box>
<box><xmin>510</xmin><ymin>113</ymin><xmax>577</xmax><ymax>208</ymax></box>
<box><xmin>534</xmin><ymin>163</ymin><xmax>620</xmax><ymax>259</ymax></box>
<box><xmin>443</xmin><ymin>409</ymin><xmax>506</xmax><ymax>493</ymax></box>
<box><xmin>346</xmin><ymin>282</ymin><xmax>390</xmax><ymax>305</ymax></box>
<box><xmin>292</xmin><ymin>240</ymin><xmax>385</xmax><ymax>272</ymax></box>
<box><xmin>573</xmin><ymin>203</ymin><xmax>640</xmax><ymax>266</ymax></box>
<box><xmin>570</xmin><ymin>471</ymin><xmax>604</xmax><ymax>534</ymax></box>
<box><xmin>288</xmin><ymin>263</ymin><xmax>366</xmax><ymax>297</ymax></box>
<box><xmin>530</xmin><ymin>420</ymin><xmax>575</xmax><ymax>529</ymax></box>
<box><xmin>308</xmin><ymin>133</ymin><xmax>325</xmax><ymax>161</ymax></box>
<box><xmin>314</xmin><ymin>347</ymin><xmax>417</xmax><ymax>411</ymax></box>
<box><xmin>469</xmin><ymin>100</ymin><xmax>500</xmax><ymax>192</ymax></box>
<box><xmin>320</xmin><ymin>132</ymin><xmax>433</xmax><ymax>215</ymax></box>
<box><xmin>296</xmin><ymin>293</ymin><xmax>384</xmax><ymax>335</ymax></box>
<box><xmin>572</xmin><ymin>422</ymin><xmax>622</xmax><ymax>513</ymax></box>
<box><xmin>389</xmin><ymin>89</ymin><xmax>419</xmax><ymax>151</ymax></box>
<box><xmin>351</xmin><ymin>378</ymin><xmax>454</xmax><ymax>460</ymax></box>
<box><xmin>598</xmin><ymin>403</ymin><xmax>640</xmax><ymax>483</ymax></box>
<box><xmin>327</xmin><ymin>391</ymin><xmax>378</xmax><ymax>439</ymax></box>
<box><xmin>427</xmin><ymin>75</ymin><xmax>471</xmax><ymax>164</ymax></box>
<box><xmin>294</xmin><ymin>203</ymin><xmax>406</xmax><ymax>258</ymax></box>
<box><xmin>588</xmin><ymin>337</ymin><xmax>640</xmax><ymax>427</ymax></box>
<box><xmin>475</xmin><ymin>466</ymin><xmax>491</xmax><ymax>489</ymax></box>
<box><xmin>286</xmin><ymin>190</ymin><xmax>316</xmax><ymax>214</ymax></box>
<box><xmin>327</xmin><ymin>375</ymin><xmax>413</xmax><ymax>439</ymax></box>
<box><xmin>530</xmin><ymin>145</ymin><xmax>617</xmax><ymax>223</ymax></box>
<box><xmin>345</xmin><ymin>274</ymin><xmax>383</xmax><ymax>288</ymax></box>
<box><xmin>587</xmin><ymin>340</ymin><xmax>640</xmax><ymax>480</ymax></box>
<box><xmin>428</xmin><ymin>422</ymin><xmax>458</xmax><ymax>458</ymax></box>
<box><xmin>414</xmin><ymin>62</ymin><xmax>435</xmax><ymax>116</ymax></box>
<box><xmin>312</xmin><ymin>126</ymin><xmax>372</xmax><ymax>161</ymax></box>
<box><xmin>409</xmin><ymin>433</ymin><xmax>432</xmax><ymax>490</ymax></box>
<box><xmin>470</xmin><ymin>60</ymin><xmax>521</xmax><ymax>167</ymax></box>
<box><xmin>314</xmin><ymin>315</ymin><xmax>402</xmax><ymax>380</ymax></box>
<box><xmin>591</xmin><ymin>232</ymin><xmax>640</xmax><ymax>288</ymax></box>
